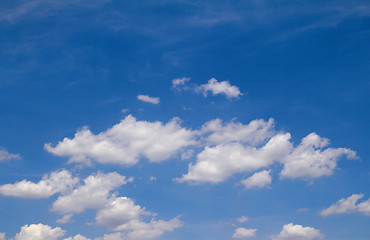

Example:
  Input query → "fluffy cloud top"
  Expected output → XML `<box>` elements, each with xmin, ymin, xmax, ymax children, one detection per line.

<box><xmin>320</xmin><ymin>194</ymin><xmax>370</xmax><ymax>216</ymax></box>
<box><xmin>52</xmin><ymin>172</ymin><xmax>130</xmax><ymax>214</ymax></box>
<box><xmin>280</xmin><ymin>133</ymin><xmax>357</xmax><ymax>180</ymax></box>
<box><xmin>0</xmin><ymin>170</ymin><xmax>78</xmax><ymax>199</ymax></box>
<box><xmin>197</xmin><ymin>78</ymin><xmax>242</xmax><ymax>99</ymax></box>
<box><xmin>241</xmin><ymin>170</ymin><xmax>272</xmax><ymax>189</ymax></box>
<box><xmin>176</xmin><ymin>133</ymin><xmax>292</xmax><ymax>183</ymax></box>
<box><xmin>45</xmin><ymin>115</ymin><xmax>196</xmax><ymax>166</ymax></box>
<box><xmin>14</xmin><ymin>223</ymin><xmax>66</xmax><ymax>240</ymax></box>
<box><xmin>271</xmin><ymin>223</ymin><xmax>324</xmax><ymax>240</ymax></box>
<box><xmin>232</xmin><ymin>228</ymin><xmax>257</xmax><ymax>239</ymax></box>
<box><xmin>0</xmin><ymin>148</ymin><xmax>20</xmax><ymax>161</ymax></box>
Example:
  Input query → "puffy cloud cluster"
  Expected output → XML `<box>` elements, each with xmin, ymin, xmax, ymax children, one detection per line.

<box><xmin>232</xmin><ymin>227</ymin><xmax>257</xmax><ymax>238</ymax></box>
<box><xmin>45</xmin><ymin>115</ymin><xmax>196</xmax><ymax>166</ymax></box>
<box><xmin>172</xmin><ymin>77</ymin><xmax>190</xmax><ymax>88</ymax></box>
<box><xmin>0</xmin><ymin>170</ymin><xmax>78</xmax><ymax>198</ymax></box>
<box><xmin>320</xmin><ymin>194</ymin><xmax>370</xmax><ymax>216</ymax></box>
<box><xmin>0</xmin><ymin>148</ymin><xmax>20</xmax><ymax>162</ymax></box>
<box><xmin>14</xmin><ymin>223</ymin><xmax>66</xmax><ymax>240</ymax></box>
<box><xmin>197</xmin><ymin>78</ymin><xmax>243</xmax><ymax>99</ymax></box>
<box><xmin>137</xmin><ymin>95</ymin><xmax>160</xmax><ymax>104</ymax></box>
<box><xmin>271</xmin><ymin>223</ymin><xmax>324</xmax><ymax>240</ymax></box>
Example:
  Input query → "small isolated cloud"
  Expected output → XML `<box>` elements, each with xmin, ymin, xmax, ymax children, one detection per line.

<box><xmin>197</xmin><ymin>78</ymin><xmax>242</xmax><ymax>99</ymax></box>
<box><xmin>320</xmin><ymin>193</ymin><xmax>370</xmax><ymax>216</ymax></box>
<box><xmin>137</xmin><ymin>95</ymin><xmax>160</xmax><ymax>104</ymax></box>
<box><xmin>0</xmin><ymin>170</ymin><xmax>78</xmax><ymax>199</ymax></box>
<box><xmin>45</xmin><ymin>115</ymin><xmax>196</xmax><ymax>166</ymax></box>
<box><xmin>56</xmin><ymin>214</ymin><xmax>73</xmax><ymax>224</ymax></box>
<box><xmin>172</xmin><ymin>77</ymin><xmax>190</xmax><ymax>88</ymax></box>
<box><xmin>150</xmin><ymin>176</ymin><xmax>157</xmax><ymax>181</ymax></box>
<box><xmin>14</xmin><ymin>223</ymin><xmax>66</xmax><ymax>240</ymax></box>
<box><xmin>237</xmin><ymin>216</ymin><xmax>248</xmax><ymax>223</ymax></box>
<box><xmin>271</xmin><ymin>223</ymin><xmax>324</xmax><ymax>240</ymax></box>
<box><xmin>0</xmin><ymin>148</ymin><xmax>20</xmax><ymax>162</ymax></box>
<box><xmin>232</xmin><ymin>228</ymin><xmax>257</xmax><ymax>239</ymax></box>
<box><xmin>241</xmin><ymin>170</ymin><xmax>272</xmax><ymax>189</ymax></box>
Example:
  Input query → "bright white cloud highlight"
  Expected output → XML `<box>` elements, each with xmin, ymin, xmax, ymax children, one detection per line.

<box><xmin>280</xmin><ymin>133</ymin><xmax>357</xmax><ymax>180</ymax></box>
<box><xmin>45</xmin><ymin>115</ymin><xmax>196</xmax><ymax>166</ymax></box>
<box><xmin>176</xmin><ymin>133</ymin><xmax>292</xmax><ymax>183</ymax></box>
<box><xmin>64</xmin><ymin>234</ymin><xmax>91</xmax><ymax>240</ymax></box>
<box><xmin>320</xmin><ymin>194</ymin><xmax>370</xmax><ymax>216</ymax></box>
<box><xmin>0</xmin><ymin>148</ymin><xmax>20</xmax><ymax>161</ymax></box>
<box><xmin>232</xmin><ymin>228</ymin><xmax>257</xmax><ymax>238</ymax></box>
<box><xmin>197</xmin><ymin>78</ymin><xmax>242</xmax><ymax>99</ymax></box>
<box><xmin>137</xmin><ymin>95</ymin><xmax>160</xmax><ymax>104</ymax></box>
<box><xmin>271</xmin><ymin>223</ymin><xmax>324</xmax><ymax>240</ymax></box>
<box><xmin>241</xmin><ymin>170</ymin><xmax>272</xmax><ymax>189</ymax></box>
<box><xmin>14</xmin><ymin>223</ymin><xmax>66</xmax><ymax>240</ymax></box>
<box><xmin>52</xmin><ymin>172</ymin><xmax>130</xmax><ymax>214</ymax></box>
<box><xmin>0</xmin><ymin>170</ymin><xmax>78</xmax><ymax>199</ymax></box>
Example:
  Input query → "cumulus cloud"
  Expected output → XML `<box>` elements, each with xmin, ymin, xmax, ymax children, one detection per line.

<box><xmin>0</xmin><ymin>170</ymin><xmax>78</xmax><ymax>199</ymax></box>
<box><xmin>320</xmin><ymin>194</ymin><xmax>370</xmax><ymax>216</ymax></box>
<box><xmin>241</xmin><ymin>170</ymin><xmax>272</xmax><ymax>189</ymax></box>
<box><xmin>14</xmin><ymin>223</ymin><xmax>66</xmax><ymax>240</ymax></box>
<box><xmin>0</xmin><ymin>148</ymin><xmax>20</xmax><ymax>162</ymax></box>
<box><xmin>45</xmin><ymin>115</ymin><xmax>196</xmax><ymax>166</ymax></box>
<box><xmin>280</xmin><ymin>133</ymin><xmax>357</xmax><ymax>180</ymax></box>
<box><xmin>64</xmin><ymin>234</ymin><xmax>91</xmax><ymax>240</ymax></box>
<box><xmin>0</xmin><ymin>233</ymin><xmax>5</xmax><ymax>240</ymax></box>
<box><xmin>271</xmin><ymin>223</ymin><xmax>324</xmax><ymax>240</ymax></box>
<box><xmin>52</xmin><ymin>172</ymin><xmax>130</xmax><ymax>214</ymax></box>
<box><xmin>176</xmin><ymin>133</ymin><xmax>292</xmax><ymax>183</ymax></box>
<box><xmin>197</xmin><ymin>78</ymin><xmax>242</xmax><ymax>99</ymax></box>
<box><xmin>232</xmin><ymin>228</ymin><xmax>257</xmax><ymax>238</ymax></box>
<box><xmin>172</xmin><ymin>77</ymin><xmax>190</xmax><ymax>88</ymax></box>
<box><xmin>200</xmin><ymin>118</ymin><xmax>275</xmax><ymax>146</ymax></box>
<box><xmin>137</xmin><ymin>95</ymin><xmax>160</xmax><ymax>104</ymax></box>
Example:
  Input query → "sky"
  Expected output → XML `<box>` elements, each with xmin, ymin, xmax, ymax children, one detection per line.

<box><xmin>0</xmin><ymin>0</ymin><xmax>370</xmax><ymax>239</ymax></box>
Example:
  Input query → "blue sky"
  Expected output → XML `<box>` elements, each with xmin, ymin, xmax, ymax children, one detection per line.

<box><xmin>0</xmin><ymin>0</ymin><xmax>370</xmax><ymax>239</ymax></box>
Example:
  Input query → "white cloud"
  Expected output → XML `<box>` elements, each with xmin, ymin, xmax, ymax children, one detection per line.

<box><xmin>149</xmin><ymin>176</ymin><xmax>157</xmax><ymax>181</ymax></box>
<box><xmin>52</xmin><ymin>172</ymin><xmax>130</xmax><ymax>214</ymax></box>
<box><xmin>56</xmin><ymin>214</ymin><xmax>73</xmax><ymax>224</ymax></box>
<box><xmin>241</xmin><ymin>170</ymin><xmax>272</xmax><ymax>189</ymax></box>
<box><xmin>320</xmin><ymin>194</ymin><xmax>370</xmax><ymax>216</ymax></box>
<box><xmin>237</xmin><ymin>216</ymin><xmax>248</xmax><ymax>223</ymax></box>
<box><xmin>200</xmin><ymin>118</ymin><xmax>275</xmax><ymax>146</ymax></box>
<box><xmin>137</xmin><ymin>95</ymin><xmax>160</xmax><ymax>104</ymax></box>
<box><xmin>172</xmin><ymin>77</ymin><xmax>190</xmax><ymax>88</ymax></box>
<box><xmin>0</xmin><ymin>170</ymin><xmax>78</xmax><ymax>199</ymax></box>
<box><xmin>280</xmin><ymin>133</ymin><xmax>357</xmax><ymax>180</ymax></box>
<box><xmin>232</xmin><ymin>228</ymin><xmax>257</xmax><ymax>238</ymax></box>
<box><xmin>0</xmin><ymin>148</ymin><xmax>20</xmax><ymax>162</ymax></box>
<box><xmin>271</xmin><ymin>223</ymin><xmax>324</xmax><ymax>240</ymax></box>
<box><xmin>176</xmin><ymin>133</ymin><xmax>292</xmax><ymax>183</ymax></box>
<box><xmin>14</xmin><ymin>223</ymin><xmax>66</xmax><ymax>240</ymax></box>
<box><xmin>64</xmin><ymin>234</ymin><xmax>91</xmax><ymax>240</ymax></box>
<box><xmin>0</xmin><ymin>233</ymin><xmax>5</xmax><ymax>240</ymax></box>
<box><xmin>45</xmin><ymin>115</ymin><xmax>196</xmax><ymax>166</ymax></box>
<box><xmin>197</xmin><ymin>78</ymin><xmax>242</xmax><ymax>99</ymax></box>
